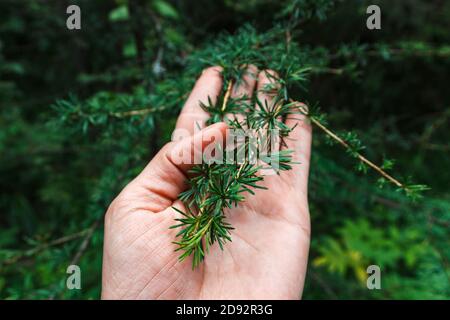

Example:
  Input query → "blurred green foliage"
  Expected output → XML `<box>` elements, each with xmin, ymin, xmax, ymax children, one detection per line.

<box><xmin>0</xmin><ymin>0</ymin><xmax>449</xmax><ymax>299</ymax></box>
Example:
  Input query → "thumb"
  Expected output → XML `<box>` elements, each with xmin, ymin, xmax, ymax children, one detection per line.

<box><xmin>133</xmin><ymin>122</ymin><xmax>228</xmax><ymax>202</ymax></box>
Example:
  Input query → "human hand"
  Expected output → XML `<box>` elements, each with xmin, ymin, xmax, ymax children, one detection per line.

<box><xmin>101</xmin><ymin>66</ymin><xmax>312</xmax><ymax>299</ymax></box>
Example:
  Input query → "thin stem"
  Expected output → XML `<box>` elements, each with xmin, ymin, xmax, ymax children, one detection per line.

<box><xmin>221</xmin><ymin>80</ymin><xmax>234</xmax><ymax>112</ymax></box>
<box><xmin>294</xmin><ymin>102</ymin><xmax>405</xmax><ymax>190</ymax></box>
<box><xmin>313</xmin><ymin>118</ymin><xmax>403</xmax><ymax>188</ymax></box>
<box><xmin>110</xmin><ymin>93</ymin><xmax>189</xmax><ymax>118</ymax></box>
<box><xmin>111</xmin><ymin>106</ymin><xmax>163</xmax><ymax>117</ymax></box>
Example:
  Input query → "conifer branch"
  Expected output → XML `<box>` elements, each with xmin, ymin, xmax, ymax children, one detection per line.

<box><xmin>293</xmin><ymin>102</ymin><xmax>428</xmax><ymax>198</ymax></box>
<box><xmin>311</xmin><ymin>112</ymin><xmax>403</xmax><ymax>188</ymax></box>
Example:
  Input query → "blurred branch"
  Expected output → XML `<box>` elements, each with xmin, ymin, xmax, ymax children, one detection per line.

<box><xmin>366</xmin><ymin>48</ymin><xmax>450</xmax><ymax>58</ymax></box>
<box><xmin>111</xmin><ymin>93</ymin><xmax>189</xmax><ymax>118</ymax></box>
<box><xmin>310</xmin><ymin>67</ymin><xmax>345</xmax><ymax>75</ymax></box>
<box><xmin>329</xmin><ymin>43</ymin><xmax>450</xmax><ymax>61</ymax></box>
<box><xmin>1</xmin><ymin>219</ymin><xmax>102</xmax><ymax>269</ymax></box>
<box><xmin>309</xmin><ymin>270</ymin><xmax>338</xmax><ymax>299</ymax></box>
<box><xmin>420</xmin><ymin>110</ymin><xmax>450</xmax><ymax>140</ymax></box>
<box><xmin>111</xmin><ymin>104</ymin><xmax>170</xmax><ymax>118</ymax></box>
<box><xmin>1</xmin><ymin>229</ymin><xmax>90</xmax><ymax>267</ymax></box>
<box><xmin>70</xmin><ymin>218</ymin><xmax>102</xmax><ymax>266</ymax></box>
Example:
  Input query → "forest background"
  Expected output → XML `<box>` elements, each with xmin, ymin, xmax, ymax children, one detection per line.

<box><xmin>0</xmin><ymin>0</ymin><xmax>449</xmax><ymax>299</ymax></box>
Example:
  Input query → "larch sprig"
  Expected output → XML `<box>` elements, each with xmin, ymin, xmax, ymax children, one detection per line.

<box><xmin>170</xmin><ymin>25</ymin><xmax>428</xmax><ymax>267</ymax></box>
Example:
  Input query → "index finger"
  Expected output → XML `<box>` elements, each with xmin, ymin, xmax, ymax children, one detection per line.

<box><xmin>174</xmin><ymin>66</ymin><xmax>223</xmax><ymax>136</ymax></box>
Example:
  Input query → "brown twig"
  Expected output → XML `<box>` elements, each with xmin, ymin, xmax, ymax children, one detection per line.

<box><xmin>293</xmin><ymin>102</ymin><xmax>405</xmax><ymax>190</ymax></box>
<box><xmin>111</xmin><ymin>105</ymin><xmax>167</xmax><ymax>118</ymax></box>
<box><xmin>221</xmin><ymin>80</ymin><xmax>234</xmax><ymax>112</ymax></box>
<box><xmin>110</xmin><ymin>93</ymin><xmax>189</xmax><ymax>118</ymax></box>
<box><xmin>311</xmin><ymin>116</ymin><xmax>403</xmax><ymax>188</ymax></box>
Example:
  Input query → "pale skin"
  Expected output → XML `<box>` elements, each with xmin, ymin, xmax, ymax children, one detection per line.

<box><xmin>101</xmin><ymin>66</ymin><xmax>313</xmax><ymax>299</ymax></box>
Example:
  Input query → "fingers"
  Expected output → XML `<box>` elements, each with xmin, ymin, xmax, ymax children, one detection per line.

<box><xmin>175</xmin><ymin>66</ymin><xmax>223</xmax><ymax>135</ymax></box>
<box><xmin>135</xmin><ymin>122</ymin><xmax>228</xmax><ymax>202</ymax></box>
<box><xmin>256</xmin><ymin>70</ymin><xmax>282</xmax><ymax>152</ymax></box>
<box><xmin>284</xmin><ymin>102</ymin><xmax>312</xmax><ymax>191</ymax></box>
<box><xmin>284</xmin><ymin>102</ymin><xmax>312</xmax><ymax>160</ymax></box>
<box><xmin>257</xmin><ymin>69</ymin><xmax>280</xmax><ymax>104</ymax></box>
<box><xmin>225</xmin><ymin>64</ymin><xmax>258</xmax><ymax>123</ymax></box>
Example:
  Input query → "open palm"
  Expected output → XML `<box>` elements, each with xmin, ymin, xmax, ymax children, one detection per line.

<box><xmin>102</xmin><ymin>66</ymin><xmax>312</xmax><ymax>299</ymax></box>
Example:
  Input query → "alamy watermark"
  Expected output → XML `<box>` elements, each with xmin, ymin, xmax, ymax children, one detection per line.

<box><xmin>366</xmin><ymin>265</ymin><xmax>381</xmax><ymax>290</ymax></box>
<box><xmin>66</xmin><ymin>5</ymin><xmax>81</xmax><ymax>30</ymax></box>
<box><xmin>366</xmin><ymin>5</ymin><xmax>381</xmax><ymax>30</ymax></box>
<box><xmin>66</xmin><ymin>264</ymin><xmax>81</xmax><ymax>290</ymax></box>
<box><xmin>66</xmin><ymin>4</ymin><xmax>380</xmax><ymax>31</ymax></box>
